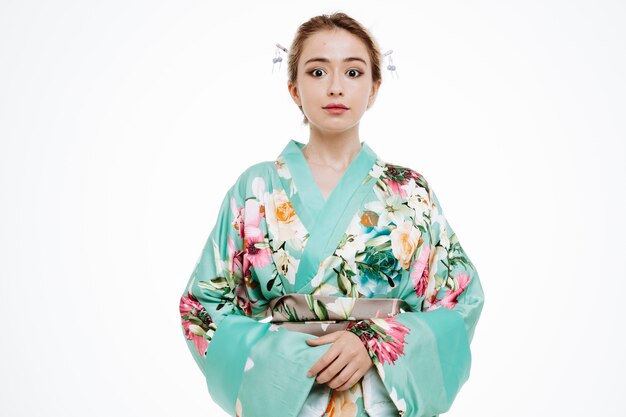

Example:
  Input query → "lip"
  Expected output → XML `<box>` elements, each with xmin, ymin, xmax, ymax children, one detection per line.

<box><xmin>323</xmin><ymin>103</ymin><xmax>349</xmax><ymax>109</ymax></box>
<box><xmin>323</xmin><ymin>107</ymin><xmax>348</xmax><ymax>115</ymax></box>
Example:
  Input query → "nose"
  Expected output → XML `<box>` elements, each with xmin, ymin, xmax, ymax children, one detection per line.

<box><xmin>328</xmin><ymin>73</ymin><xmax>344</xmax><ymax>96</ymax></box>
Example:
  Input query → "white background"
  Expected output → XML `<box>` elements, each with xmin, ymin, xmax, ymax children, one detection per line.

<box><xmin>1</xmin><ymin>1</ymin><xmax>625</xmax><ymax>416</ymax></box>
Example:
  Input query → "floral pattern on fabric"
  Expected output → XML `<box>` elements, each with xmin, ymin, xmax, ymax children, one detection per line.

<box><xmin>324</xmin><ymin>384</ymin><xmax>361</xmax><ymax>417</ymax></box>
<box><xmin>345</xmin><ymin>316</ymin><xmax>410</xmax><ymax>366</ymax></box>
<box><xmin>308</xmin><ymin>160</ymin><xmax>432</xmax><ymax>299</ymax></box>
<box><xmin>421</xmin><ymin>186</ymin><xmax>476</xmax><ymax>312</ymax></box>
<box><xmin>178</xmin><ymin>139</ymin><xmax>484</xmax><ymax>417</ymax></box>
<box><xmin>179</xmin><ymin>291</ymin><xmax>214</xmax><ymax>357</ymax></box>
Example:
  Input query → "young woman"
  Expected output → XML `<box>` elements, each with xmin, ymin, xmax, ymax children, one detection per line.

<box><xmin>179</xmin><ymin>12</ymin><xmax>484</xmax><ymax>417</ymax></box>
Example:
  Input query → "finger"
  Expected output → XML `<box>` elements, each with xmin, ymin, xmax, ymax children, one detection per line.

<box><xmin>310</xmin><ymin>333</ymin><xmax>361</xmax><ymax>378</ymax></box>
<box><xmin>328</xmin><ymin>363</ymin><xmax>360</xmax><ymax>391</ymax></box>
<box><xmin>306</xmin><ymin>336</ymin><xmax>326</xmax><ymax>345</ymax></box>
<box><xmin>307</xmin><ymin>345</ymin><xmax>341</xmax><ymax>377</ymax></box>
<box><xmin>334</xmin><ymin>354</ymin><xmax>371</xmax><ymax>391</ymax></box>
<box><xmin>315</xmin><ymin>352</ymin><xmax>351</xmax><ymax>385</ymax></box>
<box><xmin>306</xmin><ymin>331</ymin><xmax>340</xmax><ymax>345</ymax></box>
<box><xmin>335</xmin><ymin>370</ymin><xmax>362</xmax><ymax>392</ymax></box>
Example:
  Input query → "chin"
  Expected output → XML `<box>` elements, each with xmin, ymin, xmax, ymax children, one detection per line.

<box><xmin>311</xmin><ymin>115</ymin><xmax>359</xmax><ymax>129</ymax></box>
<box><xmin>313</xmin><ymin>121</ymin><xmax>357</xmax><ymax>133</ymax></box>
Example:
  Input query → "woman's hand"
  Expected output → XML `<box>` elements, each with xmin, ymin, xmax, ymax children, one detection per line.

<box><xmin>306</xmin><ymin>330</ymin><xmax>373</xmax><ymax>391</ymax></box>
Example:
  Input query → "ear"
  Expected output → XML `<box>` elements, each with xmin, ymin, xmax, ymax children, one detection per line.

<box><xmin>287</xmin><ymin>81</ymin><xmax>301</xmax><ymax>106</ymax></box>
<box><xmin>367</xmin><ymin>79</ymin><xmax>382</xmax><ymax>108</ymax></box>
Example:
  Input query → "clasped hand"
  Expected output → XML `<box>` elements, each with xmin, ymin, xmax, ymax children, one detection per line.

<box><xmin>306</xmin><ymin>330</ymin><xmax>373</xmax><ymax>391</ymax></box>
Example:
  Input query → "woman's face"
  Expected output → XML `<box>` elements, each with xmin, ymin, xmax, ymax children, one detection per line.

<box><xmin>288</xmin><ymin>28</ymin><xmax>381</xmax><ymax>133</ymax></box>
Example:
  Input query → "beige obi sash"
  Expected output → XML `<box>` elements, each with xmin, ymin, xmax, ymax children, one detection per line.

<box><xmin>267</xmin><ymin>294</ymin><xmax>405</xmax><ymax>336</ymax></box>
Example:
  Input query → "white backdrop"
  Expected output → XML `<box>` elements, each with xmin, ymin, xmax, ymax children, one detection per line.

<box><xmin>1</xmin><ymin>1</ymin><xmax>625</xmax><ymax>416</ymax></box>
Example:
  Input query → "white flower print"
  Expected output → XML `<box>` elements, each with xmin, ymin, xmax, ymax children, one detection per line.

<box><xmin>365</xmin><ymin>192</ymin><xmax>414</xmax><ymax>228</ymax></box>
<box><xmin>400</xmin><ymin>178</ymin><xmax>430</xmax><ymax>223</ymax></box>
<box><xmin>335</xmin><ymin>214</ymin><xmax>366</xmax><ymax>271</ymax></box>
<box><xmin>272</xmin><ymin>248</ymin><xmax>299</xmax><ymax>285</ymax></box>
<box><xmin>263</xmin><ymin>189</ymin><xmax>308</xmax><ymax>251</ymax></box>
<box><xmin>326</xmin><ymin>297</ymin><xmax>357</xmax><ymax>320</ymax></box>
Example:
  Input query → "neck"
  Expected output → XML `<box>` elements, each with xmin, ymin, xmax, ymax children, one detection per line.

<box><xmin>303</xmin><ymin>126</ymin><xmax>362</xmax><ymax>170</ymax></box>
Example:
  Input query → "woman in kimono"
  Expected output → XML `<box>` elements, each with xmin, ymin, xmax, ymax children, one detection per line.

<box><xmin>179</xmin><ymin>12</ymin><xmax>484</xmax><ymax>417</ymax></box>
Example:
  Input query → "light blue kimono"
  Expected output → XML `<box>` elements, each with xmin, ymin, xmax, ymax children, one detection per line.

<box><xmin>179</xmin><ymin>139</ymin><xmax>485</xmax><ymax>417</ymax></box>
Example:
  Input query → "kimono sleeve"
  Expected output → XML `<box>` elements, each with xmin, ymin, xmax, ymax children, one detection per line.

<box><xmin>179</xmin><ymin>178</ymin><xmax>331</xmax><ymax>417</ymax></box>
<box><xmin>347</xmin><ymin>186</ymin><xmax>485</xmax><ymax>417</ymax></box>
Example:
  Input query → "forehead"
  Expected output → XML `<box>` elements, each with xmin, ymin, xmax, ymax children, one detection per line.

<box><xmin>299</xmin><ymin>29</ymin><xmax>370</xmax><ymax>66</ymax></box>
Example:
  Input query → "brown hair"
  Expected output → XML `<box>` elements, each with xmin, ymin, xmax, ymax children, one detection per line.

<box><xmin>287</xmin><ymin>12</ymin><xmax>383</xmax><ymax>125</ymax></box>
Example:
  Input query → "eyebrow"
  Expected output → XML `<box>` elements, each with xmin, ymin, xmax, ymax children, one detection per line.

<box><xmin>303</xmin><ymin>57</ymin><xmax>368</xmax><ymax>66</ymax></box>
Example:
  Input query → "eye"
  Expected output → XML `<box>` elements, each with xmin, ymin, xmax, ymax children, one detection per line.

<box><xmin>346</xmin><ymin>68</ymin><xmax>363</xmax><ymax>78</ymax></box>
<box><xmin>308</xmin><ymin>68</ymin><xmax>326</xmax><ymax>78</ymax></box>
<box><xmin>306</xmin><ymin>68</ymin><xmax>364</xmax><ymax>78</ymax></box>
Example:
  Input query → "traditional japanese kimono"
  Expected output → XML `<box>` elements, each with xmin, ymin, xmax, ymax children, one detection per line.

<box><xmin>179</xmin><ymin>139</ymin><xmax>484</xmax><ymax>417</ymax></box>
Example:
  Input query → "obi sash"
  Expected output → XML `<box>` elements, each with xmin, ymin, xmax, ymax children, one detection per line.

<box><xmin>267</xmin><ymin>294</ymin><xmax>405</xmax><ymax>336</ymax></box>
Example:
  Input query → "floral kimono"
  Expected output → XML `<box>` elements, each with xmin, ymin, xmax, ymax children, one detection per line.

<box><xmin>179</xmin><ymin>139</ymin><xmax>485</xmax><ymax>417</ymax></box>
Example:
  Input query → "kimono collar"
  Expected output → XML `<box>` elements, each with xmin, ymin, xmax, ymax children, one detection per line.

<box><xmin>276</xmin><ymin>139</ymin><xmax>381</xmax><ymax>292</ymax></box>
<box><xmin>279</xmin><ymin>139</ymin><xmax>377</xmax><ymax>214</ymax></box>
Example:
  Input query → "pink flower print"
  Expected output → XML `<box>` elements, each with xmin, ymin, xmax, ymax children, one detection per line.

<box><xmin>179</xmin><ymin>291</ymin><xmax>212</xmax><ymax>357</ymax></box>
<box><xmin>440</xmin><ymin>273</ymin><xmax>471</xmax><ymax>309</ymax></box>
<box><xmin>374</xmin><ymin>318</ymin><xmax>410</xmax><ymax>365</ymax></box>
<box><xmin>243</xmin><ymin>199</ymin><xmax>271</xmax><ymax>270</ymax></box>
<box><xmin>244</xmin><ymin>230</ymin><xmax>270</xmax><ymax>270</ymax></box>
<box><xmin>244</xmin><ymin>197</ymin><xmax>263</xmax><ymax>228</ymax></box>
<box><xmin>383</xmin><ymin>165</ymin><xmax>424</xmax><ymax>199</ymax></box>
<box><xmin>426</xmin><ymin>273</ymin><xmax>471</xmax><ymax>311</ymax></box>
<box><xmin>227</xmin><ymin>236</ymin><xmax>244</xmax><ymax>279</ymax></box>
<box><xmin>388</xmin><ymin>180</ymin><xmax>407</xmax><ymax>199</ymax></box>
<box><xmin>410</xmin><ymin>246</ymin><xmax>430</xmax><ymax>297</ymax></box>
<box><xmin>347</xmin><ymin>317</ymin><xmax>410</xmax><ymax>366</ymax></box>
<box><xmin>228</xmin><ymin>235</ymin><xmax>261</xmax><ymax>316</ymax></box>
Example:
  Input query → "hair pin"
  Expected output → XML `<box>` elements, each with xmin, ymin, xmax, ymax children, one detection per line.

<box><xmin>383</xmin><ymin>50</ymin><xmax>398</xmax><ymax>79</ymax></box>
<box><xmin>272</xmin><ymin>43</ymin><xmax>289</xmax><ymax>73</ymax></box>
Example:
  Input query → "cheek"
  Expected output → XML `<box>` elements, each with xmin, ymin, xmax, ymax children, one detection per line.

<box><xmin>360</xmin><ymin>84</ymin><xmax>374</xmax><ymax>100</ymax></box>
<box><xmin>299</xmin><ymin>83</ymin><xmax>320</xmax><ymax>101</ymax></box>
<box><xmin>299</xmin><ymin>92</ymin><xmax>324</xmax><ymax>113</ymax></box>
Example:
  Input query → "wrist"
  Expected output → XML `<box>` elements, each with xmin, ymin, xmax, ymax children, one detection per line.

<box><xmin>345</xmin><ymin>320</ymin><xmax>375</xmax><ymax>358</ymax></box>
